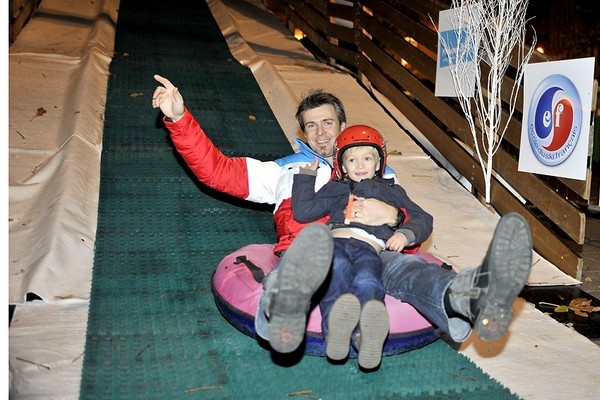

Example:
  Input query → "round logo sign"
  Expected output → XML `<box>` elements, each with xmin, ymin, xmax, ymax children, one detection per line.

<box><xmin>527</xmin><ymin>74</ymin><xmax>582</xmax><ymax>166</ymax></box>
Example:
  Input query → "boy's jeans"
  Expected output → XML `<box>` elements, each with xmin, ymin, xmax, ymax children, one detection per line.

<box><xmin>319</xmin><ymin>238</ymin><xmax>384</xmax><ymax>338</ymax></box>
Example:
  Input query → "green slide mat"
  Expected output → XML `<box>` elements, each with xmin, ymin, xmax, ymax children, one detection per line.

<box><xmin>79</xmin><ymin>0</ymin><xmax>519</xmax><ymax>398</ymax></box>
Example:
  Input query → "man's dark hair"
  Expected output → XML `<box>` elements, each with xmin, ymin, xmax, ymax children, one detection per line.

<box><xmin>295</xmin><ymin>89</ymin><xmax>346</xmax><ymax>131</ymax></box>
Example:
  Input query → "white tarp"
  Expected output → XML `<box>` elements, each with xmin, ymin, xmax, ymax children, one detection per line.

<box><xmin>9</xmin><ymin>0</ymin><xmax>119</xmax><ymax>304</ymax></box>
<box><xmin>9</xmin><ymin>0</ymin><xmax>118</xmax><ymax>397</ymax></box>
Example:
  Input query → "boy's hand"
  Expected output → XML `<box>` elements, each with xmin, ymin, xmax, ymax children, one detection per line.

<box><xmin>386</xmin><ymin>232</ymin><xmax>408</xmax><ymax>252</ymax></box>
<box><xmin>300</xmin><ymin>157</ymin><xmax>319</xmax><ymax>172</ymax></box>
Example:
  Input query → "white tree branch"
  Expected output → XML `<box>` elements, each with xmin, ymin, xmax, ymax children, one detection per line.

<box><xmin>435</xmin><ymin>0</ymin><xmax>536</xmax><ymax>203</ymax></box>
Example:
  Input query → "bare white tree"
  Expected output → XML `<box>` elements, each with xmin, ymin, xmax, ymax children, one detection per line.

<box><xmin>436</xmin><ymin>0</ymin><xmax>536</xmax><ymax>204</ymax></box>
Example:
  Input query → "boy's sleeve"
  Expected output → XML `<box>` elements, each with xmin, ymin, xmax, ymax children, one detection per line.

<box><xmin>291</xmin><ymin>172</ymin><xmax>330</xmax><ymax>223</ymax></box>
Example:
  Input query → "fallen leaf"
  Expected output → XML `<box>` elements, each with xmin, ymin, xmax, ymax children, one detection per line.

<box><xmin>31</xmin><ymin>107</ymin><xmax>46</xmax><ymax>120</ymax></box>
<box><xmin>554</xmin><ymin>305</ymin><xmax>569</xmax><ymax>313</ymax></box>
<box><xmin>248</xmin><ymin>115</ymin><xmax>256</xmax><ymax>121</ymax></box>
<box><xmin>287</xmin><ymin>390</ymin><xmax>320</xmax><ymax>399</ymax></box>
<box><xmin>16</xmin><ymin>357</ymin><xmax>52</xmax><ymax>370</ymax></box>
<box><xmin>568</xmin><ymin>297</ymin><xmax>600</xmax><ymax>317</ymax></box>
<box><xmin>54</xmin><ymin>294</ymin><xmax>76</xmax><ymax>300</ymax></box>
<box><xmin>540</xmin><ymin>298</ymin><xmax>600</xmax><ymax>317</ymax></box>
<box><xmin>185</xmin><ymin>385</ymin><xmax>223</xmax><ymax>393</ymax></box>
<box><xmin>130</xmin><ymin>92</ymin><xmax>143</xmax><ymax>97</ymax></box>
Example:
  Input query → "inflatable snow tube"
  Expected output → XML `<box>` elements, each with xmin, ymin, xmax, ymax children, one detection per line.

<box><xmin>212</xmin><ymin>243</ymin><xmax>444</xmax><ymax>357</ymax></box>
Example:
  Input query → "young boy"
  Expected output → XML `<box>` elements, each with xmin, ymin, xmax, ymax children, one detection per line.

<box><xmin>291</xmin><ymin>125</ymin><xmax>433</xmax><ymax>369</ymax></box>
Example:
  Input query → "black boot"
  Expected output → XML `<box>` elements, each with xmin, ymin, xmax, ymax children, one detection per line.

<box><xmin>447</xmin><ymin>212</ymin><xmax>533</xmax><ymax>341</ymax></box>
<box><xmin>267</xmin><ymin>223</ymin><xmax>333</xmax><ymax>353</ymax></box>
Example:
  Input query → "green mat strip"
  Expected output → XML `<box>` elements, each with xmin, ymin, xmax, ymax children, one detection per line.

<box><xmin>79</xmin><ymin>0</ymin><xmax>519</xmax><ymax>398</ymax></box>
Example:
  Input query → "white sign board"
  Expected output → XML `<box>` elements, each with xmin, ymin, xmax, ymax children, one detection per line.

<box><xmin>435</xmin><ymin>7</ymin><xmax>479</xmax><ymax>97</ymax></box>
<box><xmin>518</xmin><ymin>57</ymin><xmax>595</xmax><ymax>180</ymax></box>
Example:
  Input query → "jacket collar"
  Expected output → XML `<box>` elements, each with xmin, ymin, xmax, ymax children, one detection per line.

<box><xmin>295</xmin><ymin>139</ymin><xmax>333</xmax><ymax>167</ymax></box>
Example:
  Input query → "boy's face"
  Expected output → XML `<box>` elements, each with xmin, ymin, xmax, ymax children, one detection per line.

<box><xmin>341</xmin><ymin>146</ymin><xmax>380</xmax><ymax>182</ymax></box>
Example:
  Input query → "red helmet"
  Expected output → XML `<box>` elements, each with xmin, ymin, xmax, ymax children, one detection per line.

<box><xmin>334</xmin><ymin>125</ymin><xmax>387</xmax><ymax>179</ymax></box>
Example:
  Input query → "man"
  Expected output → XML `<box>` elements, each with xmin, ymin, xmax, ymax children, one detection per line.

<box><xmin>151</xmin><ymin>74</ymin><xmax>532</xmax><ymax>355</ymax></box>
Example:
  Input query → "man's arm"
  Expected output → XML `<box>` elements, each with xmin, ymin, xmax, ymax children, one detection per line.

<box><xmin>345</xmin><ymin>165</ymin><xmax>402</xmax><ymax>227</ymax></box>
<box><xmin>165</xmin><ymin>111</ymin><xmax>251</xmax><ymax>199</ymax></box>
<box><xmin>348</xmin><ymin>188</ymin><xmax>433</xmax><ymax>247</ymax></box>
<box><xmin>389</xmin><ymin>185</ymin><xmax>433</xmax><ymax>246</ymax></box>
<box><xmin>153</xmin><ymin>74</ymin><xmax>279</xmax><ymax>203</ymax></box>
<box><xmin>347</xmin><ymin>197</ymin><xmax>399</xmax><ymax>227</ymax></box>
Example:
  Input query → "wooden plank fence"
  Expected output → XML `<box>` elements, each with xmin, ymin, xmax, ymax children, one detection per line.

<box><xmin>9</xmin><ymin>0</ymin><xmax>42</xmax><ymax>44</ymax></box>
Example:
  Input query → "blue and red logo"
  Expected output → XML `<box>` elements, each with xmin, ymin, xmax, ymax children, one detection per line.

<box><xmin>527</xmin><ymin>74</ymin><xmax>582</xmax><ymax>166</ymax></box>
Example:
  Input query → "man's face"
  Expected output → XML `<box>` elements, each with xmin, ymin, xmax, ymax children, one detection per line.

<box><xmin>302</xmin><ymin>104</ymin><xmax>346</xmax><ymax>159</ymax></box>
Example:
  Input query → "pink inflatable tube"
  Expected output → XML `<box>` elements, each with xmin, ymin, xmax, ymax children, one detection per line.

<box><xmin>212</xmin><ymin>243</ymin><xmax>442</xmax><ymax>357</ymax></box>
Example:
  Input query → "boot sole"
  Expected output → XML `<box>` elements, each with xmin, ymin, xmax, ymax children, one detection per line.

<box><xmin>358</xmin><ymin>300</ymin><xmax>389</xmax><ymax>369</ymax></box>
<box><xmin>268</xmin><ymin>224</ymin><xmax>333</xmax><ymax>353</ymax></box>
<box><xmin>326</xmin><ymin>293</ymin><xmax>361</xmax><ymax>360</ymax></box>
<box><xmin>475</xmin><ymin>212</ymin><xmax>532</xmax><ymax>341</ymax></box>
